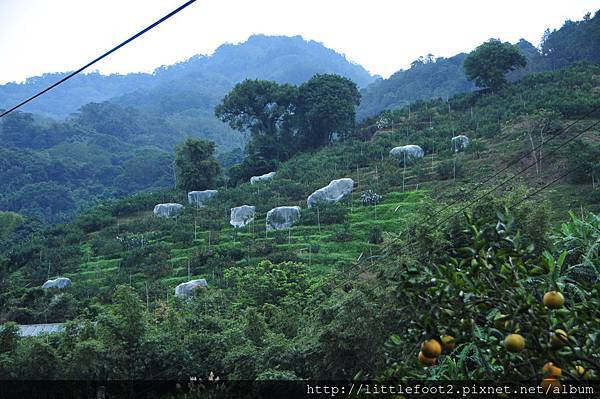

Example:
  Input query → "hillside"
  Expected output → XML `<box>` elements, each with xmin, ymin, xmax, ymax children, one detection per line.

<box><xmin>0</xmin><ymin>63</ymin><xmax>598</xmax><ymax>383</ymax></box>
<box><xmin>0</xmin><ymin>35</ymin><xmax>377</xmax><ymax>222</ymax></box>
<box><xmin>2</xmin><ymin>12</ymin><xmax>597</xmax><ymax>224</ymax></box>
<box><xmin>357</xmin><ymin>10</ymin><xmax>600</xmax><ymax>120</ymax></box>
<box><xmin>0</xmin><ymin>35</ymin><xmax>375</xmax><ymax>119</ymax></box>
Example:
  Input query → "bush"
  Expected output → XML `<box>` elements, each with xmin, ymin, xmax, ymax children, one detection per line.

<box><xmin>171</xmin><ymin>228</ymin><xmax>194</xmax><ymax>247</ymax></box>
<box><xmin>75</xmin><ymin>210</ymin><xmax>116</xmax><ymax>233</ymax></box>
<box><xmin>219</xmin><ymin>246</ymin><xmax>245</xmax><ymax>261</ymax></box>
<box><xmin>274</xmin><ymin>179</ymin><xmax>305</xmax><ymax>199</ymax></box>
<box><xmin>120</xmin><ymin>243</ymin><xmax>171</xmax><ymax>278</ymax></box>
<box><xmin>329</xmin><ymin>224</ymin><xmax>353</xmax><ymax>242</ymax></box>
<box><xmin>253</xmin><ymin>242</ymin><xmax>275</xmax><ymax>256</ymax></box>
<box><xmin>368</xmin><ymin>226</ymin><xmax>383</xmax><ymax>244</ymax></box>
<box><xmin>6</xmin><ymin>308</ymin><xmax>35</xmax><ymax>323</ymax></box>
<box><xmin>90</xmin><ymin>237</ymin><xmax>124</xmax><ymax>258</ymax></box>
<box><xmin>301</xmin><ymin>203</ymin><xmax>348</xmax><ymax>225</ymax></box>
<box><xmin>267</xmin><ymin>251</ymin><xmax>300</xmax><ymax>264</ymax></box>
<box><xmin>382</xmin><ymin>208</ymin><xmax>600</xmax><ymax>381</ymax></box>
<box><xmin>436</xmin><ymin>159</ymin><xmax>464</xmax><ymax>180</ymax></box>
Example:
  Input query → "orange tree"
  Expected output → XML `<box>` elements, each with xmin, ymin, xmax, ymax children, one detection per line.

<box><xmin>379</xmin><ymin>205</ymin><xmax>599</xmax><ymax>382</ymax></box>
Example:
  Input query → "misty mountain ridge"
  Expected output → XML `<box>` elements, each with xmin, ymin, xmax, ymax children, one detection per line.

<box><xmin>0</xmin><ymin>34</ymin><xmax>375</xmax><ymax>119</ymax></box>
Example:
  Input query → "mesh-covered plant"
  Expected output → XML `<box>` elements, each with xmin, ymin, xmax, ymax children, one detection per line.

<box><xmin>360</xmin><ymin>190</ymin><xmax>383</xmax><ymax>206</ymax></box>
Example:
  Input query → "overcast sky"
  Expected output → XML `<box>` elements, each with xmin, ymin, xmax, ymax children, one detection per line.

<box><xmin>0</xmin><ymin>0</ymin><xmax>597</xmax><ymax>84</ymax></box>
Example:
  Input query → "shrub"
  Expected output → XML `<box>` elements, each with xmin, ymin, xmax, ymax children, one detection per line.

<box><xmin>75</xmin><ymin>210</ymin><xmax>116</xmax><ymax>233</ymax></box>
<box><xmin>360</xmin><ymin>190</ymin><xmax>383</xmax><ymax>206</ymax></box>
<box><xmin>329</xmin><ymin>224</ymin><xmax>353</xmax><ymax>242</ymax></box>
<box><xmin>120</xmin><ymin>243</ymin><xmax>171</xmax><ymax>278</ymax></box>
<box><xmin>90</xmin><ymin>237</ymin><xmax>124</xmax><ymax>258</ymax></box>
<box><xmin>436</xmin><ymin>159</ymin><xmax>464</xmax><ymax>180</ymax></box>
<box><xmin>272</xmin><ymin>231</ymin><xmax>288</xmax><ymax>245</ymax></box>
<box><xmin>171</xmin><ymin>228</ymin><xmax>194</xmax><ymax>247</ymax></box>
<box><xmin>301</xmin><ymin>203</ymin><xmax>348</xmax><ymax>225</ymax></box>
<box><xmin>382</xmin><ymin>208</ymin><xmax>600</xmax><ymax>381</ymax></box>
<box><xmin>267</xmin><ymin>251</ymin><xmax>300</xmax><ymax>264</ymax></box>
<box><xmin>368</xmin><ymin>226</ymin><xmax>383</xmax><ymax>244</ymax></box>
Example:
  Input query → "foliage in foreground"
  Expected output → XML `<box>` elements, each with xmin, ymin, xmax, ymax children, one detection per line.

<box><xmin>0</xmin><ymin>201</ymin><xmax>597</xmax><ymax>383</ymax></box>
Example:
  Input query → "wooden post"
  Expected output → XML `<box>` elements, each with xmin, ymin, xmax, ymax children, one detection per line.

<box><xmin>453</xmin><ymin>159</ymin><xmax>456</xmax><ymax>183</ymax></box>
<box><xmin>317</xmin><ymin>206</ymin><xmax>321</xmax><ymax>232</ymax></box>
<box><xmin>402</xmin><ymin>152</ymin><xmax>406</xmax><ymax>192</ymax></box>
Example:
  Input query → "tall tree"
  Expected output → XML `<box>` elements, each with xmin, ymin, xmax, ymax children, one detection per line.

<box><xmin>215</xmin><ymin>79</ymin><xmax>298</xmax><ymax>161</ymax></box>
<box><xmin>541</xmin><ymin>11</ymin><xmax>600</xmax><ymax>69</ymax></box>
<box><xmin>174</xmin><ymin>137</ymin><xmax>220</xmax><ymax>192</ymax></box>
<box><xmin>463</xmin><ymin>39</ymin><xmax>527</xmax><ymax>90</ymax></box>
<box><xmin>297</xmin><ymin>74</ymin><xmax>361</xmax><ymax>148</ymax></box>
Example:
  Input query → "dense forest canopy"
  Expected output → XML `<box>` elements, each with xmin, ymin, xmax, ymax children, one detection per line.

<box><xmin>215</xmin><ymin>74</ymin><xmax>361</xmax><ymax>183</ymax></box>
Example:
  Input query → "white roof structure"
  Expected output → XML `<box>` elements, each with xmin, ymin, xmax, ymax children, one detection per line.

<box><xmin>16</xmin><ymin>323</ymin><xmax>65</xmax><ymax>337</ymax></box>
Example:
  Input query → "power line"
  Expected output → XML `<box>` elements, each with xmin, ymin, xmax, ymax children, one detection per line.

<box><xmin>329</xmin><ymin>164</ymin><xmax>585</xmax><ymax>297</ymax></box>
<box><xmin>433</xmin><ymin>118</ymin><xmax>600</xmax><ymax>227</ymax></box>
<box><xmin>0</xmin><ymin>0</ymin><xmax>197</xmax><ymax>119</ymax></box>
<box><xmin>507</xmin><ymin>167</ymin><xmax>578</xmax><ymax>211</ymax></box>
<box><xmin>429</xmin><ymin>106</ymin><xmax>599</xmax><ymax>220</ymax></box>
<box><xmin>319</xmin><ymin>117</ymin><xmax>599</xmax><ymax>295</ymax></box>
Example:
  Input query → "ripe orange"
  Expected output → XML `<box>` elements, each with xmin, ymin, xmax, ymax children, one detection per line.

<box><xmin>421</xmin><ymin>339</ymin><xmax>442</xmax><ymax>358</ymax></box>
<box><xmin>441</xmin><ymin>335</ymin><xmax>455</xmax><ymax>351</ymax></box>
<box><xmin>504</xmin><ymin>333</ymin><xmax>525</xmax><ymax>352</ymax></box>
<box><xmin>550</xmin><ymin>329</ymin><xmax>568</xmax><ymax>349</ymax></box>
<box><xmin>542</xmin><ymin>362</ymin><xmax>562</xmax><ymax>377</ymax></box>
<box><xmin>540</xmin><ymin>377</ymin><xmax>561</xmax><ymax>393</ymax></box>
<box><xmin>543</xmin><ymin>291</ymin><xmax>565</xmax><ymax>309</ymax></box>
<box><xmin>418</xmin><ymin>351</ymin><xmax>437</xmax><ymax>367</ymax></box>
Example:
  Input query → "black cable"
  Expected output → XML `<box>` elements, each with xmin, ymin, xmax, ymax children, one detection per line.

<box><xmin>0</xmin><ymin>0</ymin><xmax>197</xmax><ymax>119</ymax></box>
<box><xmin>433</xmin><ymin>118</ymin><xmax>600</xmax><ymax>227</ymax></box>
<box><xmin>429</xmin><ymin>106</ymin><xmax>599</xmax><ymax>220</ymax></box>
<box><xmin>320</xmin><ymin>118</ymin><xmax>599</xmax><ymax>295</ymax></box>
<box><xmin>331</xmin><ymin>165</ymin><xmax>584</xmax><ymax>296</ymax></box>
<box><xmin>507</xmin><ymin>167</ymin><xmax>578</xmax><ymax>211</ymax></box>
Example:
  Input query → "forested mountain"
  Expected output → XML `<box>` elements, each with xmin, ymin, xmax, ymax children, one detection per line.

<box><xmin>357</xmin><ymin>53</ymin><xmax>475</xmax><ymax>120</ymax></box>
<box><xmin>0</xmin><ymin>13</ymin><xmax>597</xmax><ymax>223</ymax></box>
<box><xmin>0</xmin><ymin>35</ymin><xmax>374</xmax><ymax>119</ymax></box>
<box><xmin>357</xmin><ymin>10</ymin><xmax>600</xmax><ymax>120</ymax></box>
<box><xmin>0</xmin><ymin>35</ymin><xmax>375</xmax><ymax>223</ymax></box>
